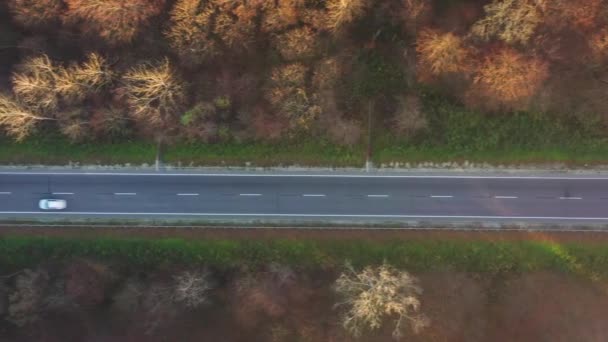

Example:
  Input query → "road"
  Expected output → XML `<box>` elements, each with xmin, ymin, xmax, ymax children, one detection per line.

<box><xmin>1</xmin><ymin>170</ymin><xmax>608</xmax><ymax>224</ymax></box>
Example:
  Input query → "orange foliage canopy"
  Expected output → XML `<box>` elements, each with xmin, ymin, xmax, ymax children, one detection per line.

<box><xmin>472</xmin><ymin>48</ymin><xmax>549</xmax><ymax>110</ymax></box>
<box><xmin>543</xmin><ymin>0</ymin><xmax>605</xmax><ymax>32</ymax></box>
<box><xmin>416</xmin><ymin>29</ymin><xmax>471</xmax><ymax>79</ymax></box>
<box><xmin>64</xmin><ymin>0</ymin><xmax>165</xmax><ymax>45</ymax></box>
<box><xmin>8</xmin><ymin>0</ymin><xmax>63</xmax><ymax>29</ymax></box>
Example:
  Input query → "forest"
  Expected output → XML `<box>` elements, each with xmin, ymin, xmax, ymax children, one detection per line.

<box><xmin>0</xmin><ymin>0</ymin><xmax>607</xmax><ymax>162</ymax></box>
<box><xmin>1</xmin><ymin>234</ymin><xmax>608</xmax><ymax>341</ymax></box>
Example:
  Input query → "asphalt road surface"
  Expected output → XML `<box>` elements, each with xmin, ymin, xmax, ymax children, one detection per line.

<box><xmin>1</xmin><ymin>170</ymin><xmax>608</xmax><ymax>224</ymax></box>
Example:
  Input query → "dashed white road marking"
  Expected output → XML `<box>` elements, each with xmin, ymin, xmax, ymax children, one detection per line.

<box><xmin>559</xmin><ymin>196</ymin><xmax>582</xmax><ymax>200</ymax></box>
<box><xmin>430</xmin><ymin>195</ymin><xmax>453</xmax><ymax>198</ymax></box>
<box><xmin>239</xmin><ymin>193</ymin><xmax>262</xmax><ymax>197</ymax></box>
<box><xmin>177</xmin><ymin>193</ymin><xmax>199</xmax><ymax>196</ymax></box>
<box><xmin>2</xmin><ymin>211</ymin><xmax>608</xmax><ymax>221</ymax></box>
<box><xmin>115</xmin><ymin>193</ymin><xmax>136</xmax><ymax>196</ymax></box>
<box><xmin>302</xmin><ymin>194</ymin><xmax>326</xmax><ymax>197</ymax></box>
<box><xmin>52</xmin><ymin>192</ymin><xmax>74</xmax><ymax>195</ymax></box>
<box><xmin>494</xmin><ymin>196</ymin><xmax>518</xmax><ymax>199</ymax></box>
<box><xmin>367</xmin><ymin>194</ymin><xmax>389</xmax><ymax>198</ymax></box>
<box><xmin>0</xmin><ymin>192</ymin><xmax>11</xmax><ymax>195</ymax></box>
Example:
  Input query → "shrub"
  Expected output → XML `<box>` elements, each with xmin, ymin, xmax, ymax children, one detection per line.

<box><xmin>392</xmin><ymin>94</ymin><xmax>428</xmax><ymax>137</ymax></box>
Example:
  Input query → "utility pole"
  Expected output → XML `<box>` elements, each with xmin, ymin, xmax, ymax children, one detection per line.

<box><xmin>155</xmin><ymin>136</ymin><xmax>163</xmax><ymax>171</ymax></box>
<box><xmin>366</xmin><ymin>100</ymin><xmax>373</xmax><ymax>172</ymax></box>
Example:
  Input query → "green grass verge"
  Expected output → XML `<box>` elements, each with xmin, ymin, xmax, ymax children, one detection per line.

<box><xmin>1</xmin><ymin>93</ymin><xmax>607</xmax><ymax>166</ymax></box>
<box><xmin>0</xmin><ymin>135</ymin><xmax>156</xmax><ymax>165</ymax></box>
<box><xmin>2</xmin><ymin>236</ymin><xmax>607</xmax><ymax>279</ymax></box>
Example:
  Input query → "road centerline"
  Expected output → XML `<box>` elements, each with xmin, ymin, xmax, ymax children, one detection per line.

<box><xmin>302</xmin><ymin>194</ymin><xmax>326</xmax><ymax>197</ymax></box>
<box><xmin>559</xmin><ymin>196</ymin><xmax>582</xmax><ymax>200</ymax></box>
<box><xmin>494</xmin><ymin>196</ymin><xmax>518</xmax><ymax>199</ymax></box>
<box><xmin>367</xmin><ymin>194</ymin><xmax>389</xmax><ymax>198</ymax></box>
<box><xmin>0</xmin><ymin>192</ymin><xmax>11</xmax><ymax>195</ymax></box>
<box><xmin>52</xmin><ymin>192</ymin><xmax>74</xmax><ymax>195</ymax></box>
<box><xmin>177</xmin><ymin>193</ymin><xmax>199</xmax><ymax>196</ymax></box>
<box><xmin>114</xmin><ymin>193</ymin><xmax>137</xmax><ymax>196</ymax></box>
<box><xmin>239</xmin><ymin>193</ymin><xmax>262</xmax><ymax>197</ymax></box>
<box><xmin>430</xmin><ymin>195</ymin><xmax>453</xmax><ymax>198</ymax></box>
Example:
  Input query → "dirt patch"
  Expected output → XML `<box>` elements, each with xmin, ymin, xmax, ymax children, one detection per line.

<box><xmin>488</xmin><ymin>271</ymin><xmax>608</xmax><ymax>342</ymax></box>
<box><xmin>1</xmin><ymin>225</ymin><xmax>608</xmax><ymax>244</ymax></box>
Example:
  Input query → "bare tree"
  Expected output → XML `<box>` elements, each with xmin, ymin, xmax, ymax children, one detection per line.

<box><xmin>120</xmin><ymin>59</ymin><xmax>186</xmax><ymax>129</ymax></box>
<box><xmin>12</xmin><ymin>54</ymin><xmax>59</xmax><ymax>112</ymax></box>
<box><xmin>165</xmin><ymin>0</ymin><xmax>218</xmax><ymax>66</ymax></box>
<box><xmin>55</xmin><ymin>52</ymin><xmax>114</xmax><ymax>104</ymax></box>
<box><xmin>172</xmin><ymin>270</ymin><xmax>214</xmax><ymax>308</ymax></box>
<box><xmin>326</xmin><ymin>0</ymin><xmax>369</xmax><ymax>33</ymax></box>
<box><xmin>334</xmin><ymin>262</ymin><xmax>429</xmax><ymax>340</ymax></box>
<box><xmin>0</xmin><ymin>94</ymin><xmax>54</xmax><ymax>141</ymax></box>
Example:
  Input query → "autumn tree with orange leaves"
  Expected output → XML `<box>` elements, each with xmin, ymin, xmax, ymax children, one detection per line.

<box><xmin>470</xmin><ymin>48</ymin><xmax>549</xmax><ymax>110</ymax></box>
<box><xmin>326</xmin><ymin>0</ymin><xmax>369</xmax><ymax>33</ymax></box>
<box><xmin>64</xmin><ymin>0</ymin><xmax>165</xmax><ymax>45</ymax></box>
<box><xmin>8</xmin><ymin>0</ymin><xmax>63</xmax><ymax>29</ymax></box>
<box><xmin>471</xmin><ymin>0</ymin><xmax>543</xmax><ymax>45</ymax></box>
<box><xmin>416</xmin><ymin>29</ymin><xmax>471</xmax><ymax>79</ymax></box>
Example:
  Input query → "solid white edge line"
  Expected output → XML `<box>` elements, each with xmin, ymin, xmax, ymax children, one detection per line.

<box><xmin>302</xmin><ymin>194</ymin><xmax>326</xmax><ymax>197</ymax></box>
<box><xmin>177</xmin><ymin>193</ymin><xmax>199</xmax><ymax>196</ymax></box>
<box><xmin>239</xmin><ymin>193</ymin><xmax>262</xmax><ymax>196</ymax></box>
<box><xmin>494</xmin><ymin>196</ymin><xmax>518</xmax><ymax>199</ymax></box>
<box><xmin>367</xmin><ymin>194</ymin><xmax>389</xmax><ymax>197</ymax></box>
<box><xmin>52</xmin><ymin>192</ymin><xmax>74</xmax><ymax>195</ymax></box>
<box><xmin>3</xmin><ymin>171</ymin><xmax>608</xmax><ymax>180</ymax></box>
<box><xmin>559</xmin><ymin>197</ymin><xmax>582</xmax><ymax>200</ymax></box>
<box><xmin>114</xmin><ymin>193</ymin><xmax>136</xmax><ymax>195</ymax></box>
<box><xmin>2</xmin><ymin>211</ymin><xmax>608</xmax><ymax>220</ymax></box>
<box><xmin>431</xmin><ymin>195</ymin><xmax>453</xmax><ymax>198</ymax></box>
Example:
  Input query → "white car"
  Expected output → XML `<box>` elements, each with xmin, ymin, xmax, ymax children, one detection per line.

<box><xmin>39</xmin><ymin>199</ymin><xmax>67</xmax><ymax>210</ymax></box>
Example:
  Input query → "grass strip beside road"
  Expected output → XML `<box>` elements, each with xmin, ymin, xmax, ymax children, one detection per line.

<box><xmin>1</xmin><ymin>236</ymin><xmax>607</xmax><ymax>279</ymax></box>
<box><xmin>2</xmin><ymin>97</ymin><xmax>608</xmax><ymax>167</ymax></box>
<box><xmin>3</xmin><ymin>135</ymin><xmax>608</xmax><ymax>167</ymax></box>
